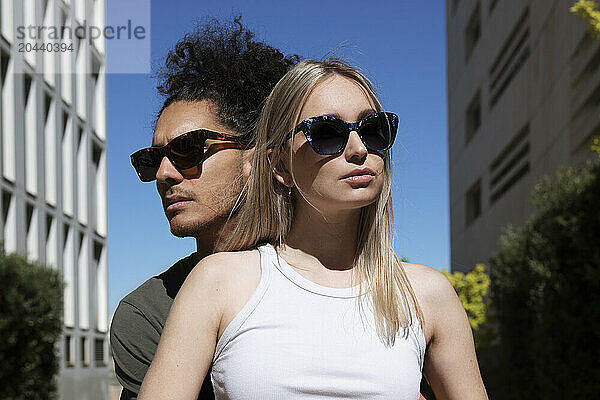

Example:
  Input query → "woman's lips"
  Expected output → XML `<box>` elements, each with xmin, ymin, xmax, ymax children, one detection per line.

<box><xmin>341</xmin><ymin>168</ymin><xmax>376</xmax><ymax>186</ymax></box>
<box><xmin>342</xmin><ymin>174</ymin><xmax>375</xmax><ymax>184</ymax></box>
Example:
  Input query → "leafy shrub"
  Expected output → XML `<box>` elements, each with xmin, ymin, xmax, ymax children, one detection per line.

<box><xmin>571</xmin><ymin>0</ymin><xmax>600</xmax><ymax>38</ymax></box>
<box><xmin>442</xmin><ymin>264</ymin><xmax>490</xmax><ymax>332</ymax></box>
<box><xmin>489</xmin><ymin>154</ymin><xmax>600</xmax><ymax>399</ymax></box>
<box><xmin>0</xmin><ymin>250</ymin><xmax>63</xmax><ymax>400</ymax></box>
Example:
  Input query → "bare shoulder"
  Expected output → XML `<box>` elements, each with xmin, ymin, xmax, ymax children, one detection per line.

<box><xmin>401</xmin><ymin>262</ymin><xmax>463</xmax><ymax>343</ymax></box>
<box><xmin>401</xmin><ymin>262</ymin><xmax>456</xmax><ymax>307</ymax></box>
<box><xmin>187</xmin><ymin>250</ymin><xmax>263</xmax><ymax>333</ymax></box>
<box><xmin>404</xmin><ymin>263</ymin><xmax>487</xmax><ymax>398</ymax></box>
<box><xmin>185</xmin><ymin>249</ymin><xmax>262</xmax><ymax>293</ymax></box>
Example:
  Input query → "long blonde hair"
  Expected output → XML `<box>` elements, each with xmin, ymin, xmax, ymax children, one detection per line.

<box><xmin>225</xmin><ymin>59</ymin><xmax>423</xmax><ymax>345</ymax></box>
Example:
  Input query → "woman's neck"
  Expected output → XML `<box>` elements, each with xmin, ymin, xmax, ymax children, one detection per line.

<box><xmin>279</xmin><ymin>205</ymin><xmax>362</xmax><ymax>287</ymax></box>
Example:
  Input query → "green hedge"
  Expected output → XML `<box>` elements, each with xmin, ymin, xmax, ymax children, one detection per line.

<box><xmin>489</xmin><ymin>157</ymin><xmax>600</xmax><ymax>399</ymax></box>
<box><xmin>0</xmin><ymin>250</ymin><xmax>63</xmax><ymax>400</ymax></box>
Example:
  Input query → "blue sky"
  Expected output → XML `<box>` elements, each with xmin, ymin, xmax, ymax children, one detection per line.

<box><xmin>107</xmin><ymin>0</ymin><xmax>449</xmax><ymax>316</ymax></box>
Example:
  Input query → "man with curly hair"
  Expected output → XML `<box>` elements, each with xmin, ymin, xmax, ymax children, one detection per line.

<box><xmin>110</xmin><ymin>17</ymin><xmax>298</xmax><ymax>399</ymax></box>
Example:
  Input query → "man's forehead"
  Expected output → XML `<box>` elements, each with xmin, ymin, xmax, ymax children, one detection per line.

<box><xmin>152</xmin><ymin>100</ymin><xmax>225</xmax><ymax>145</ymax></box>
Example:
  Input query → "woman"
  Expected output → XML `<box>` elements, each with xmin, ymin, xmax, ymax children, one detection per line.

<box><xmin>138</xmin><ymin>59</ymin><xmax>488</xmax><ymax>399</ymax></box>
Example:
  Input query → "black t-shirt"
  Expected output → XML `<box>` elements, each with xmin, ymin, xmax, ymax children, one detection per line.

<box><xmin>110</xmin><ymin>253</ymin><xmax>214</xmax><ymax>399</ymax></box>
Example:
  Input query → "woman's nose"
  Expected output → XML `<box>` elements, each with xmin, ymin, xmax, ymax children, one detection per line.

<box><xmin>344</xmin><ymin>130</ymin><xmax>368</xmax><ymax>162</ymax></box>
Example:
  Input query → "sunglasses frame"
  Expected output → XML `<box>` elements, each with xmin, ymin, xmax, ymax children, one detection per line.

<box><xmin>130</xmin><ymin>129</ymin><xmax>248</xmax><ymax>182</ymax></box>
<box><xmin>289</xmin><ymin>111</ymin><xmax>398</xmax><ymax>155</ymax></box>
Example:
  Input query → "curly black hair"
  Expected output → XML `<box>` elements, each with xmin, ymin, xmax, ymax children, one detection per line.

<box><xmin>156</xmin><ymin>16</ymin><xmax>299</xmax><ymax>142</ymax></box>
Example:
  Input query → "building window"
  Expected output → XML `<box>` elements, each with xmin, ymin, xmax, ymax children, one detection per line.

<box><xmin>43</xmin><ymin>91</ymin><xmax>52</xmax><ymax>125</ymax></box>
<box><xmin>63</xmin><ymin>224</ymin><xmax>75</xmax><ymax>327</ymax></box>
<box><xmin>23</xmin><ymin>0</ymin><xmax>37</xmax><ymax>67</ymax></box>
<box><xmin>42</xmin><ymin>0</ymin><xmax>49</xmax><ymax>17</ymax></box>
<box><xmin>91</xmin><ymin>140</ymin><xmax>106</xmax><ymax>237</ymax></box>
<box><xmin>45</xmin><ymin>213</ymin><xmax>57</xmax><ymax>268</ymax></box>
<box><xmin>1</xmin><ymin>0</ymin><xmax>15</xmax><ymax>42</ymax></box>
<box><xmin>94</xmin><ymin>240</ymin><xmax>107</xmax><ymax>332</ymax></box>
<box><xmin>466</xmin><ymin>90</ymin><xmax>481</xmax><ymax>145</ymax></box>
<box><xmin>43</xmin><ymin>0</ymin><xmax>56</xmax><ymax>88</ymax></box>
<box><xmin>90</xmin><ymin>55</ymin><xmax>102</xmax><ymax>135</ymax></box>
<box><xmin>2</xmin><ymin>47</ymin><xmax>16</xmax><ymax>182</ymax></box>
<box><xmin>465</xmin><ymin>2</ymin><xmax>481</xmax><ymax>62</ymax></box>
<box><xmin>94</xmin><ymin>338</ymin><xmax>105</xmax><ymax>367</ymax></box>
<box><xmin>24</xmin><ymin>74</ymin><xmax>37</xmax><ymax>196</ymax></box>
<box><xmin>92</xmin><ymin>142</ymin><xmax>101</xmax><ymax>230</ymax></box>
<box><xmin>78</xmin><ymin>232</ymin><xmax>89</xmax><ymax>330</ymax></box>
<box><xmin>81</xmin><ymin>336</ymin><xmax>90</xmax><ymax>367</ymax></box>
<box><xmin>77</xmin><ymin>127</ymin><xmax>88</xmax><ymax>226</ymax></box>
<box><xmin>2</xmin><ymin>189</ymin><xmax>16</xmax><ymax>253</ymax></box>
<box><xmin>489</xmin><ymin>8</ymin><xmax>530</xmax><ymax>108</ymax></box>
<box><xmin>44</xmin><ymin>92</ymin><xmax>57</xmax><ymax>206</ymax></box>
<box><xmin>74</xmin><ymin>0</ymin><xmax>85</xmax><ymax>25</ymax></box>
<box><xmin>60</xmin><ymin>9</ymin><xmax>73</xmax><ymax>105</ymax></box>
<box><xmin>466</xmin><ymin>179</ymin><xmax>482</xmax><ymax>227</ymax></box>
<box><xmin>75</xmin><ymin>37</ymin><xmax>86</xmax><ymax>120</ymax></box>
<box><xmin>65</xmin><ymin>335</ymin><xmax>75</xmax><ymax>367</ymax></box>
<box><xmin>489</xmin><ymin>125</ymin><xmax>530</xmax><ymax>204</ymax></box>
<box><xmin>0</xmin><ymin>47</ymin><xmax>6</xmax><ymax>181</ymax></box>
<box><xmin>25</xmin><ymin>203</ymin><xmax>38</xmax><ymax>261</ymax></box>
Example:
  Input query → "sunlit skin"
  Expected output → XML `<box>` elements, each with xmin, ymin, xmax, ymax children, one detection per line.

<box><xmin>287</xmin><ymin>75</ymin><xmax>385</xmax><ymax>213</ymax></box>
<box><xmin>152</xmin><ymin>100</ymin><xmax>252</xmax><ymax>256</ymax></box>
<box><xmin>139</xmin><ymin>78</ymin><xmax>488</xmax><ymax>400</ymax></box>
<box><xmin>273</xmin><ymin>75</ymin><xmax>386</xmax><ymax>285</ymax></box>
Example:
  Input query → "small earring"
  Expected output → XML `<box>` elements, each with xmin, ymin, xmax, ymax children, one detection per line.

<box><xmin>288</xmin><ymin>186</ymin><xmax>292</xmax><ymax>196</ymax></box>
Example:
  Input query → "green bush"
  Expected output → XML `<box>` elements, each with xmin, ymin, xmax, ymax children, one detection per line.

<box><xmin>571</xmin><ymin>0</ymin><xmax>600</xmax><ymax>38</ymax></box>
<box><xmin>442</xmin><ymin>264</ymin><xmax>490</xmax><ymax>331</ymax></box>
<box><xmin>489</xmin><ymin>155</ymin><xmax>600</xmax><ymax>399</ymax></box>
<box><xmin>0</xmin><ymin>250</ymin><xmax>63</xmax><ymax>400</ymax></box>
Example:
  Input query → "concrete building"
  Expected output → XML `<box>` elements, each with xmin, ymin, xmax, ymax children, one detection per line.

<box><xmin>447</xmin><ymin>0</ymin><xmax>600</xmax><ymax>272</ymax></box>
<box><xmin>0</xmin><ymin>0</ymin><xmax>108</xmax><ymax>399</ymax></box>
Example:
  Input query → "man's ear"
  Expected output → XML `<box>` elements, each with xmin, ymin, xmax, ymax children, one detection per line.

<box><xmin>267</xmin><ymin>148</ymin><xmax>293</xmax><ymax>188</ymax></box>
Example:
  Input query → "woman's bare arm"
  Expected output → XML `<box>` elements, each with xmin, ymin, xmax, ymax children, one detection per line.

<box><xmin>406</xmin><ymin>264</ymin><xmax>488</xmax><ymax>400</ymax></box>
<box><xmin>137</xmin><ymin>254</ymin><xmax>230</xmax><ymax>400</ymax></box>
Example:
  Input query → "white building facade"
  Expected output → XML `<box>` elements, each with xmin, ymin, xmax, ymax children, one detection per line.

<box><xmin>0</xmin><ymin>0</ymin><xmax>108</xmax><ymax>398</ymax></box>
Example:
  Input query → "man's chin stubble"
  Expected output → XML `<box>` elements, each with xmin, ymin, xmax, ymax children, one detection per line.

<box><xmin>168</xmin><ymin>216</ymin><xmax>228</xmax><ymax>239</ymax></box>
<box><xmin>170</xmin><ymin>223</ymin><xmax>208</xmax><ymax>238</ymax></box>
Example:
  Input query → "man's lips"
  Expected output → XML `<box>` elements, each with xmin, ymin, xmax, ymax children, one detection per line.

<box><xmin>164</xmin><ymin>196</ymin><xmax>193</xmax><ymax>212</ymax></box>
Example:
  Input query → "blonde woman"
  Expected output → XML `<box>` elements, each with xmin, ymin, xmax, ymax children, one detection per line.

<box><xmin>138</xmin><ymin>60</ymin><xmax>488</xmax><ymax>400</ymax></box>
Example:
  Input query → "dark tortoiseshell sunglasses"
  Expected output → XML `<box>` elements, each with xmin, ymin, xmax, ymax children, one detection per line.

<box><xmin>130</xmin><ymin>129</ymin><xmax>248</xmax><ymax>182</ymax></box>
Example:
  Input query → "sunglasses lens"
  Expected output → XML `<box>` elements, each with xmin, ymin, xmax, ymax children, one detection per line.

<box><xmin>360</xmin><ymin>113</ymin><xmax>396</xmax><ymax>151</ymax></box>
<box><xmin>131</xmin><ymin>132</ymin><xmax>205</xmax><ymax>182</ymax></box>
<box><xmin>132</xmin><ymin>149</ymin><xmax>162</xmax><ymax>182</ymax></box>
<box><xmin>169</xmin><ymin>133</ymin><xmax>204</xmax><ymax>170</ymax></box>
<box><xmin>170</xmin><ymin>135</ymin><xmax>204</xmax><ymax>170</ymax></box>
<box><xmin>309</xmin><ymin>120</ymin><xmax>347</xmax><ymax>155</ymax></box>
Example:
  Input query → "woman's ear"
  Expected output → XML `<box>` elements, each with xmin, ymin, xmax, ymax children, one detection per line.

<box><xmin>241</xmin><ymin>147</ymin><xmax>254</xmax><ymax>181</ymax></box>
<box><xmin>267</xmin><ymin>148</ymin><xmax>293</xmax><ymax>188</ymax></box>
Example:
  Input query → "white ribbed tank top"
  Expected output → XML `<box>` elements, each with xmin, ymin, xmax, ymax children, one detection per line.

<box><xmin>211</xmin><ymin>244</ymin><xmax>426</xmax><ymax>399</ymax></box>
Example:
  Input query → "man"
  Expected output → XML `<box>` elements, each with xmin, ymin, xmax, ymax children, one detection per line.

<box><xmin>110</xmin><ymin>17</ymin><xmax>298</xmax><ymax>399</ymax></box>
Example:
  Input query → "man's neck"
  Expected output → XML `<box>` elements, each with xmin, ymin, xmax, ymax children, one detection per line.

<box><xmin>193</xmin><ymin>212</ymin><xmax>241</xmax><ymax>260</ymax></box>
<box><xmin>194</xmin><ymin>237</ymin><xmax>215</xmax><ymax>260</ymax></box>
